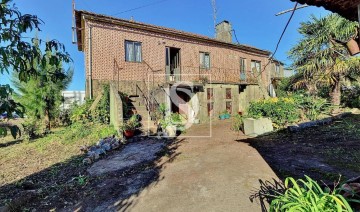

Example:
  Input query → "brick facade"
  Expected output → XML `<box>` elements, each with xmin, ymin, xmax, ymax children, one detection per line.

<box><xmin>76</xmin><ymin>10</ymin><xmax>276</xmax><ymax>98</ymax></box>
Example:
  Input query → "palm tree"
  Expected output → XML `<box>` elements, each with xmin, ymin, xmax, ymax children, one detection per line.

<box><xmin>289</xmin><ymin>14</ymin><xmax>360</xmax><ymax>106</ymax></box>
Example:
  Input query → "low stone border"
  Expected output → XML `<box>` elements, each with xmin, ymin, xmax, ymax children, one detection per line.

<box><xmin>288</xmin><ymin>112</ymin><xmax>352</xmax><ymax>132</ymax></box>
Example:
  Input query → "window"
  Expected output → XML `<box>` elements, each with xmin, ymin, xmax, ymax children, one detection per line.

<box><xmin>251</xmin><ymin>60</ymin><xmax>261</xmax><ymax>74</ymax></box>
<box><xmin>125</xmin><ymin>40</ymin><xmax>142</xmax><ymax>62</ymax></box>
<box><xmin>240</xmin><ymin>58</ymin><xmax>246</xmax><ymax>80</ymax></box>
<box><xmin>226</xmin><ymin>101</ymin><xmax>232</xmax><ymax>113</ymax></box>
<box><xmin>207</xmin><ymin>88</ymin><xmax>214</xmax><ymax>100</ymax></box>
<box><xmin>200</xmin><ymin>52</ymin><xmax>210</xmax><ymax>69</ymax></box>
<box><xmin>207</xmin><ymin>102</ymin><xmax>214</xmax><ymax>117</ymax></box>
<box><xmin>240</xmin><ymin>58</ymin><xmax>246</xmax><ymax>73</ymax></box>
<box><xmin>275</xmin><ymin>64</ymin><xmax>280</xmax><ymax>76</ymax></box>
<box><xmin>226</xmin><ymin>88</ymin><xmax>232</xmax><ymax>99</ymax></box>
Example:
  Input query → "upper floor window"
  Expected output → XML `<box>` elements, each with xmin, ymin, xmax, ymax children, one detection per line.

<box><xmin>275</xmin><ymin>64</ymin><xmax>280</xmax><ymax>75</ymax></box>
<box><xmin>125</xmin><ymin>40</ymin><xmax>142</xmax><ymax>62</ymax></box>
<box><xmin>251</xmin><ymin>60</ymin><xmax>261</xmax><ymax>74</ymax></box>
<box><xmin>240</xmin><ymin>58</ymin><xmax>246</xmax><ymax>73</ymax></box>
<box><xmin>200</xmin><ymin>52</ymin><xmax>210</xmax><ymax>69</ymax></box>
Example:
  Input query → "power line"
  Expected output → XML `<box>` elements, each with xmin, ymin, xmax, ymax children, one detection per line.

<box><xmin>111</xmin><ymin>0</ymin><xmax>173</xmax><ymax>16</ymax></box>
<box><xmin>255</xmin><ymin>2</ymin><xmax>298</xmax><ymax>78</ymax></box>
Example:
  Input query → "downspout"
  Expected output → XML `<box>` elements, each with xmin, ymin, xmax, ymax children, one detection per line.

<box><xmin>84</xmin><ymin>15</ymin><xmax>93</xmax><ymax>99</ymax></box>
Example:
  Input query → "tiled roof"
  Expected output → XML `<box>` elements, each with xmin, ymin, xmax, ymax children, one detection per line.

<box><xmin>75</xmin><ymin>10</ymin><xmax>271</xmax><ymax>56</ymax></box>
<box><xmin>290</xmin><ymin>0</ymin><xmax>360</xmax><ymax>21</ymax></box>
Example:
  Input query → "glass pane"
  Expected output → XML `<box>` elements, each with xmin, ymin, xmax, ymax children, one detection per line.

<box><xmin>200</xmin><ymin>52</ymin><xmax>204</xmax><ymax>67</ymax></box>
<box><xmin>204</xmin><ymin>53</ymin><xmax>210</xmax><ymax>69</ymax></box>
<box><xmin>134</xmin><ymin>42</ymin><xmax>142</xmax><ymax>62</ymax></box>
<box><xmin>125</xmin><ymin>41</ymin><xmax>134</xmax><ymax>61</ymax></box>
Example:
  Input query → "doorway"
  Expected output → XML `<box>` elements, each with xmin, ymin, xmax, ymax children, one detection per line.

<box><xmin>165</xmin><ymin>47</ymin><xmax>181</xmax><ymax>82</ymax></box>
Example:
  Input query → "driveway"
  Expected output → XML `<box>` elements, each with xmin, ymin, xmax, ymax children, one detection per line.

<box><xmin>125</xmin><ymin>120</ymin><xmax>278</xmax><ymax>212</ymax></box>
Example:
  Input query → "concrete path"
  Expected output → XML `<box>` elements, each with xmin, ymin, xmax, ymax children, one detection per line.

<box><xmin>126</xmin><ymin>120</ymin><xmax>278</xmax><ymax>212</ymax></box>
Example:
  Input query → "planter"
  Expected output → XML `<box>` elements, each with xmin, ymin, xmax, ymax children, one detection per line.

<box><xmin>219</xmin><ymin>114</ymin><xmax>226</xmax><ymax>120</ymax></box>
<box><xmin>165</xmin><ymin>125</ymin><xmax>177</xmax><ymax>137</ymax></box>
<box><xmin>346</xmin><ymin>38</ymin><xmax>360</xmax><ymax>56</ymax></box>
<box><xmin>243</xmin><ymin>117</ymin><xmax>273</xmax><ymax>136</ymax></box>
<box><xmin>224</xmin><ymin>114</ymin><xmax>231</xmax><ymax>119</ymax></box>
<box><xmin>124</xmin><ymin>130</ymin><xmax>135</xmax><ymax>138</ymax></box>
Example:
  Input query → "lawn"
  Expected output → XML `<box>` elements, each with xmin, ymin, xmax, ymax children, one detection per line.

<box><xmin>0</xmin><ymin>122</ymin><xmax>116</xmax><ymax>210</ymax></box>
<box><xmin>241</xmin><ymin>114</ymin><xmax>360</xmax><ymax>184</ymax></box>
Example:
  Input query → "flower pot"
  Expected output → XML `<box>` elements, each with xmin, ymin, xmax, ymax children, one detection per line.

<box><xmin>124</xmin><ymin>130</ymin><xmax>135</xmax><ymax>138</ymax></box>
<box><xmin>346</xmin><ymin>39</ymin><xmax>360</xmax><ymax>56</ymax></box>
<box><xmin>224</xmin><ymin>114</ymin><xmax>231</xmax><ymax>119</ymax></box>
<box><xmin>219</xmin><ymin>114</ymin><xmax>226</xmax><ymax>120</ymax></box>
<box><xmin>165</xmin><ymin>125</ymin><xmax>176</xmax><ymax>137</ymax></box>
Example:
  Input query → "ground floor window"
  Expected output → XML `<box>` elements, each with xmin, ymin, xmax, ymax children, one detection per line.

<box><xmin>226</xmin><ymin>101</ymin><xmax>232</xmax><ymax>113</ymax></box>
<box><xmin>207</xmin><ymin>88</ymin><xmax>213</xmax><ymax>100</ymax></box>
<box><xmin>207</xmin><ymin>102</ymin><xmax>214</xmax><ymax>117</ymax></box>
<box><xmin>226</xmin><ymin>88</ymin><xmax>232</xmax><ymax>99</ymax></box>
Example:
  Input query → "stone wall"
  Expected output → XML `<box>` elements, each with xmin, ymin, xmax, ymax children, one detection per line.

<box><xmin>109</xmin><ymin>84</ymin><xmax>123</xmax><ymax>134</ymax></box>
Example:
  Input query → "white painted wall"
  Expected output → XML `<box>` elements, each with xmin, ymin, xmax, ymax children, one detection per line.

<box><xmin>61</xmin><ymin>91</ymin><xmax>86</xmax><ymax>109</ymax></box>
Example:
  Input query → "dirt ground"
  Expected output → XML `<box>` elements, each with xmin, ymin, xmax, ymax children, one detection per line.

<box><xmin>241</xmin><ymin>114</ymin><xmax>360</xmax><ymax>184</ymax></box>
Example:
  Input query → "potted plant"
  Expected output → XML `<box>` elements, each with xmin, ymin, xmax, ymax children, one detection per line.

<box><xmin>120</xmin><ymin>115</ymin><xmax>140</xmax><ymax>138</ymax></box>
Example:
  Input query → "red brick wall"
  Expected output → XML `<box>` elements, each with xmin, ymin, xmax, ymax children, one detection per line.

<box><xmin>83</xmin><ymin>19</ymin><xmax>272</xmax><ymax>91</ymax></box>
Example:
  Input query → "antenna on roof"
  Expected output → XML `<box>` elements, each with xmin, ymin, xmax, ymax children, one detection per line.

<box><xmin>211</xmin><ymin>0</ymin><xmax>217</xmax><ymax>37</ymax></box>
<box><xmin>276</xmin><ymin>4</ymin><xmax>309</xmax><ymax>16</ymax></box>
<box><xmin>72</xmin><ymin>0</ymin><xmax>76</xmax><ymax>44</ymax></box>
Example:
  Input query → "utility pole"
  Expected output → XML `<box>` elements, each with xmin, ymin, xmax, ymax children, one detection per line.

<box><xmin>211</xmin><ymin>0</ymin><xmax>217</xmax><ymax>37</ymax></box>
<box><xmin>72</xmin><ymin>0</ymin><xmax>76</xmax><ymax>44</ymax></box>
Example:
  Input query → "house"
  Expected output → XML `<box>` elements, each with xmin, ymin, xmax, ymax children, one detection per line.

<box><xmin>61</xmin><ymin>91</ymin><xmax>86</xmax><ymax>109</ymax></box>
<box><xmin>74</xmin><ymin>10</ymin><xmax>283</xmax><ymax>128</ymax></box>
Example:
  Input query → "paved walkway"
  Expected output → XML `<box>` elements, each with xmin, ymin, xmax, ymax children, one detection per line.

<box><xmin>126</xmin><ymin>120</ymin><xmax>278</xmax><ymax>212</ymax></box>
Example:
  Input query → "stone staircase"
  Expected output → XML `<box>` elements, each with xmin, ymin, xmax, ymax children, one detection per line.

<box><xmin>128</xmin><ymin>95</ymin><xmax>157</xmax><ymax>134</ymax></box>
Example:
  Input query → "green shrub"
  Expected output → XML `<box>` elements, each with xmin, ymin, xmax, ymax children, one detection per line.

<box><xmin>293</xmin><ymin>94</ymin><xmax>330</xmax><ymax>120</ymax></box>
<box><xmin>248</xmin><ymin>97</ymin><xmax>300</xmax><ymax>127</ymax></box>
<box><xmin>341</xmin><ymin>86</ymin><xmax>360</xmax><ymax>108</ymax></box>
<box><xmin>231</xmin><ymin>114</ymin><xmax>244</xmax><ymax>131</ymax></box>
<box><xmin>269</xmin><ymin>176</ymin><xmax>353</xmax><ymax>212</ymax></box>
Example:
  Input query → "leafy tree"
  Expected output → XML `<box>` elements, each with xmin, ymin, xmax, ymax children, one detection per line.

<box><xmin>0</xmin><ymin>0</ymin><xmax>72</xmax><ymax>137</ymax></box>
<box><xmin>289</xmin><ymin>14</ymin><xmax>360</xmax><ymax>106</ymax></box>
<box><xmin>11</xmin><ymin>39</ymin><xmax>73</xmax><ymax>132</ymax></box>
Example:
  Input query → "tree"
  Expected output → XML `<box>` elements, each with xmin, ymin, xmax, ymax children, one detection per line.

<box><xmin>12</xmin><ymin>39</ymin><xmax>73</xmax><ymax>132</ymax></box>
<box><xmin>289</xmin><ymin>14</ymin><xmax>360</xmax><ymax>106</ymax></box>
<box><xmin>0</xmin><ymin>0</ymin><xmax>72</xmax><ymax>137</ymax></box>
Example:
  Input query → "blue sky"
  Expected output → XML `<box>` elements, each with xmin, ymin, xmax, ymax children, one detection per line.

<box><xmin>1</xmin><ymin>0</ymin><xmax>329</xmax><ymax>91</ymax></box>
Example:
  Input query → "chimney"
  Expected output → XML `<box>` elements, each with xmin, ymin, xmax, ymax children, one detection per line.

<box><xmin>215</xmin><ymin>20</ymin><xmax>232</xmax><ymax>43</ymax></box>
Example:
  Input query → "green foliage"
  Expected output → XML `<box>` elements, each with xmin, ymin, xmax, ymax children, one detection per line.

<box><xmin>0</xmin><ymin>85</ymin><xmax>23</xmax><ymax>138</ymax></box>
<box><xmin>69</xmin><ymin>99</ymin><xmax>93</xmax><ymax>123</ymax></box>
<box><xmin>293</xmin><ymin>94</ymin><xmax>330</xmax><ymax>120</ymax></box>
<box><xmin>231</xmin><ymin>114</ymin><xmax>244</xmax><ymax>132</ymax></box>
<box><xmin>93</xmin><ymin>84</ymin><xmax>110</xmax><ymax>124</ymax></box>
<box><xmin>0</xmin><ymin>0</ymin><xmax>71</xmax><ymax>137</ymax></box>
<box><xmin>248</xmin><ymin>97</ymin><xmax>300</xmax><ymax>127</ymax></box>
<box><xmin>120</xmin><ymin>115</ymin><xmax>140</xmax><ymax>131</ymax></box>
<box><xmin>341</xmin><ymin>86</ymin><xmax>360</xmax><ymax>108</ymax></box>
<box><xmin>269</xmin><ymin>176</ymin><xmax>353</xmax><ymax>212</ymax></box>
<box><xmin>275</xmin><ymin>77</ymin><xmax>293</xmax><ymax>98</ymax></box>
<box><xmin>289</xmin><ymin>14</ymin><xmax>360</xmax><ymax>105</ymax></box>
<box><xmin>11</xmin><ymin>38</ymin><xmax>73</xmax><ymax>132</ymax></box>
<box><xmin>22</xmin><ymin>119</ymin><xmax>40</xmax><ymax>140</ymax></box>
<box><xmin>73</xmin><ymin>174</ymin><xmax>88</xmax><ymax>186</ymax></box>
<box><xmin>62</xmin><ymin>122</ymin><xmax>117</xmax><ymax>143</ymax></box>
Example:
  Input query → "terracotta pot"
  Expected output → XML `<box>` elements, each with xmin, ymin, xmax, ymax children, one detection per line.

<box><xmin>124</xmin><ymin>130</ymin><xmax>135</xmax><ymax>138</ymax></box>
<box><xmin>346</xmin><ymin>38</ymin><xmax>360</xmax><ymax>56</ymax></box>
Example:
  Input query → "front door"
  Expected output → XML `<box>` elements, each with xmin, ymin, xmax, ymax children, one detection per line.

<box><xmin>165</xmin><ymin>47</ymin><xmax>181</xmax><ymax>82</ymax></box>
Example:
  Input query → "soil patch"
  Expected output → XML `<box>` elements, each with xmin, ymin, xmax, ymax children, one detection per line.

<box><xmin>240</xmin><ymin>114</ymin><xmax>360</xmax><ymax>183</ymax></box>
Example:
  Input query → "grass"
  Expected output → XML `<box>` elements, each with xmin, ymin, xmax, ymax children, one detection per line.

<box><xmin>244</xmin><ymin>114</ymin><xmax>360</xmax><ymax>183</ymax></box>
<box><xmin>0</xmin><ymin>121</ymin><xmax>117</xmax><ymax>186</ymax></box>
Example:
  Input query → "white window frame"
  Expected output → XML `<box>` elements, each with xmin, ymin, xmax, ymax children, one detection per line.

<box><xmin>200</xmin><ymin>52</ymin><xmax>211</xmax><ymax>70</ymax></box>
